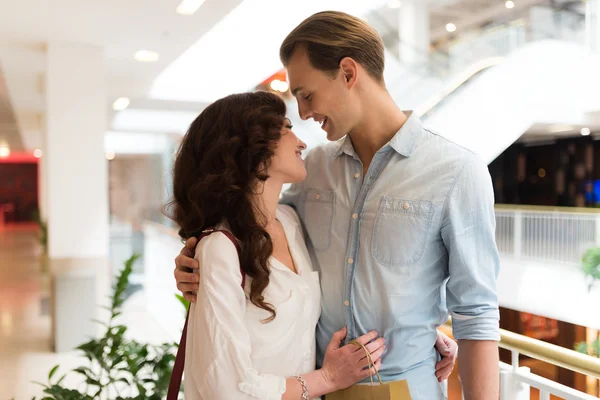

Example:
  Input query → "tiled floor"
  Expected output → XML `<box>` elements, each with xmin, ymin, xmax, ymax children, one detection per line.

<box><xmin>0</xmin><ymin>224</ymin><xmax>172</xmax><ymax>399</ymax></box>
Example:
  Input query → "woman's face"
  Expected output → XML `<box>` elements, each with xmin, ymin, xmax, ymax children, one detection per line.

<box><xmin>268</xmin><ymin>118</ymin><xmax>307</xmax><ymax>184</ymax></box>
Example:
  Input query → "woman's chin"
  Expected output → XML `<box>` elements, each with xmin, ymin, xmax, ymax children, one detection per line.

<box><xmin>286</xmin><ymin>169</ymin><xmax>307</xmax><ymax>184</ymax></box>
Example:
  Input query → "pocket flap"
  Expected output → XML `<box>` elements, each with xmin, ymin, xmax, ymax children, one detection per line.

<box><xmin>305</xmin><ymin>188</ymin><xmax>335</xmax><ymax>203</ymax></box>
<box><xmin>380</xmin><ymin>196</ymin><xmax>433</xmax><ymax>219</ymax></box>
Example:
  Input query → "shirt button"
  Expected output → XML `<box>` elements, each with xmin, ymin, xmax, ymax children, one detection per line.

<box><xmin>316</xmin><ymin>194</ymin><xmax>321</xmax><ymax>200</ymax></box>
<box><xmin>344</xmin><ymin>300</ymin><xmax>350</xmax><ymax>307</ymax></box>
<box><xmin>352</xmin><ymin>213</ymin><xmax>359</xmax><ymax>220</ymax></box>
<box><xmin>354</xmin><ymin>173</ymin><xmax>360</xmax><ymax>179</ymax></box>
<box><xmin>403</xmin><ymin>203</ymin><xmax>410</xmax><ymax>210</ymax></box>
<box><xmin>348</xmin><ymin>258</ymin><xmax>354</xmax><ymax>264</ymax></box>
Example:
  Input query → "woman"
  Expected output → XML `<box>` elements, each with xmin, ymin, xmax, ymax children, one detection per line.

<box><xmin>167</xmin><ymin>91</ymin><xmax>385</xmax><ymax>399</ymax></box>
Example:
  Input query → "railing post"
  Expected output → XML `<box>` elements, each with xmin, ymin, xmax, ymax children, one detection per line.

<box><xmin>512</xmin><ymin>350</ymin><xmax>520</xmax><ymax>369</ymax></box>
<box><xmin>595</xmin><ymin>214</ymin><xmax>600</xmax><ymax>245</ymax></box>
<box><xmin>500</xmin><ymin>367</ymin><xmax>531</xmax><ymax>400</ymax></box>
<box><xmin>500</xmin><ymin>369</ymin><xmax>511</xmax><ymax>400</ymax></box>
<box><xmin>513</xmin><ymin>210</ymin><xmax>522</xmax><ymax>260</ymax></box>
<box><xmin>515</xmin><ymin>367</ymin><xmax>532</xmax><ymax>400</ymax></box>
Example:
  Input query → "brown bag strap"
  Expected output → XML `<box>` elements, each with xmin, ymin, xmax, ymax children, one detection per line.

<box><xmin>167</xmin><ymin>228</ymin><xmax>244</xmax><ymax>400</ymax></box>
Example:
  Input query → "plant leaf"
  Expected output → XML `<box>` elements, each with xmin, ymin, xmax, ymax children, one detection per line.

<box><xmin>48</xmin><ymin>364</ymin><xmax>59</xmax><ymax>381</ymax></box>
<box><xmin>175</xmin><ymin>294</ymin><xmax>190</xmax><ymax>313</ymax></box>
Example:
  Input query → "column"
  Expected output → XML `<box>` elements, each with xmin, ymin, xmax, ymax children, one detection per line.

<box><xmin>587</xmin><ymin>0</ymin><xmax>600</xmax><ymax>53</ymax></box>
<box><xmin>45</xmin><ymin>42</ymin><xmax>109</xmax><ymax>352</ymax></box>
<box><xmin>398</xmin><ymin>1</ymin><xmax>430</xmax><ymax>65</ymax></box>
<box><xmin>38</xmin><ymin>115</ymin><xmax>48</xmax><ymax>222</ymax></box>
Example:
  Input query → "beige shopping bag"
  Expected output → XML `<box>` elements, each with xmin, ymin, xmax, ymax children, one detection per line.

<box><xmin>325</xmin><ymin>340</ymin><xmax>412</xmax><ymax>400</ymax></box>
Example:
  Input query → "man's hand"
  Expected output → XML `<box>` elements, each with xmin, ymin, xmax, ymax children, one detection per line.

<box><xmin>174</xmin><ymin>237</ymin><xmax>200</xmax><ymax>302</ymax></box>
<box><xmin>435</xmin><ymin>330</ymin><xmax>458</xmax><ymax>382</ymax></box>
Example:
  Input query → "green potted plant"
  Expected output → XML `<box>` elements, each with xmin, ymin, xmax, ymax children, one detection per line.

<box><xmin>31</xmin><ymin>254</ymin><xmax>180</xmax><ymax>399</ymax></box>
<box><xmin>32</xmin><ymin>209</ymin><xmax>48</xmax><ymax>271</ymax></box>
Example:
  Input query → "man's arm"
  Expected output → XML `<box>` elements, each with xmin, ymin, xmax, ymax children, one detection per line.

<box><xmin>441</xmin><ymin>154</ymin><xmax>501</xmax><ymax>400</ymax></box>
<box><xmin>458</xmin><ymin>340</ymin><xmax>499</xmax><ymax>399</ymax></box>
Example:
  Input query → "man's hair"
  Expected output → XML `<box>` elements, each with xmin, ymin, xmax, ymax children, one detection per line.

<box><xmin>279</xmin><ymin>11</ymin><xmax>385</xmax><ymax>82</ymax></box>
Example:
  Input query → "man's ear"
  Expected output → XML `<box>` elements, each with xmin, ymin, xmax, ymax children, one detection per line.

<box><xmin>339</xmin><ymin>57</ymin><xmax>358</xmax><ymax>88</ymax></box>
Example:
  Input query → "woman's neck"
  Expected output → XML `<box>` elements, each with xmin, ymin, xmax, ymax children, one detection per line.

<box><xmin>253</xmin><ymin>179</ymin><xmax>283</xmax><ymax>229</ymax></box>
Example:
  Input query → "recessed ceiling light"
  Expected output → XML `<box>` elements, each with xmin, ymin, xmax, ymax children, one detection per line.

<box><xmin>581</xmin><ymin>127</ymin><xmax>591</xmax><ymax>136</ymax></box>
<box><xmin>548</xmin><ymin>124</ymin><xmax>574</xmax><ymax>133</ymax></box>
<box><xmin>134</xmin><ymin>50</ymin><xmax>160</xmax><ymax>63</ymax></box>
<box><xmin>505</xmin><ymin>1</ymin><xmax>515</xmax><ymax>9</ymax></box>
<box><xmin>0</xmin><ymin>142</ymin><xmax>10</xmax><ymax>157</ymax></box>
<box><xmin>176</xmin><ymin>0</ymin><xmax>206</xmax><ymax>15</ymax></box>
<box><xmin>33</xmin><ymin>149</ymin><xmax>43</xmax><ymax>158</ymax></box>
<box><xmin>269</xmin><ymin>79</ymin><xmax>289</xmax><ymax>93</ymax></box>
<box><xmin>113</xmin><ymin>97</ymin><xmax>131</xmax><ymax>111</ymax></box>
<box><xmin>446</xmin><ymin>23</ymin><xmax>457</xmax><ymax>33</ymax></box>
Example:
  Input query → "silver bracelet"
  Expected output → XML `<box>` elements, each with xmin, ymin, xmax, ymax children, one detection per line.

<box><xmin>292</xmin><ymin>375</ymin><xmax>310</xmax><ymax>400</ymax></box>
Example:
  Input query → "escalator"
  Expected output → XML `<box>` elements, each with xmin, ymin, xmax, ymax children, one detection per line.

<box><xmin>421</xmin><ymin>39</ymin><xmax>600</xmax><ymax>164</ymax></box>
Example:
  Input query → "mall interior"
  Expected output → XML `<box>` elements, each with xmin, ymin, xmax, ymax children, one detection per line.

<box><xmin>1</xmin><ymin>0</ymin><xmax>600</xmax><ymax>398</ymax></box>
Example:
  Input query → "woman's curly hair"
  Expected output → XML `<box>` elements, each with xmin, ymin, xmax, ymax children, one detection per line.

<box><xmin>166</xmin><ymin>91</ymin><xmax>287</xmax><ymax>321</ymax></box>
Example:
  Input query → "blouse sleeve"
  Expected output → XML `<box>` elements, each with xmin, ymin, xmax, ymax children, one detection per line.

<box><xmin>186</xmin><ymin>232</ymin><xmax>287</xmax><ymax>400</ymax></box>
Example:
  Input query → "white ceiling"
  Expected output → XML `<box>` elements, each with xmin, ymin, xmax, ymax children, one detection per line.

<box><xmin>0</xmin><ymin>0</ymin><xmax>244</xmax><ymax>150</ymax></box>
<box><xmin>520</xmin><ymin>119</ymin><xmax>600</xmax><ymax>143</ymax></box>
<box><xmin>0</xmin><ymin>0</ymin><xmax>589</xmax><ymax>152</ymax></box>
<box><xmin>0</xmin><ymin>0</ymin><xmax>396</xmax><ymax>150</ymax></box>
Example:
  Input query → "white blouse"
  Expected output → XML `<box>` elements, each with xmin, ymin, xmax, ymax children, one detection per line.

<box><xmin>184</xmin><ymin>205</ymin><xmax>322</xmax><ymax>400</ymax></box>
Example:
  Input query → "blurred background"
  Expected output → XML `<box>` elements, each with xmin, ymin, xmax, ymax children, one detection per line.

<box><xmin>1</xmin><ymin>0</ymin><xmax>600</xmax><ymax>398</ymax></box>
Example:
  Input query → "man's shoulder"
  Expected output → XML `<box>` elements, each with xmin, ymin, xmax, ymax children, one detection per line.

<box><xmin>421</xmin><ymin>128</ymin><xmax>486</xmax><ymax>173</ymax></box>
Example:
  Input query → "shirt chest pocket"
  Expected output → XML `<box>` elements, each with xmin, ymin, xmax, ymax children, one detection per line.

<box><xmin>371</xmin><ymin>196</ymin><xmax>434</xmax><ymax>271</ymax></box>
<box><xmin>302</xmin><ymin>188</ymin><xmax>335</xmax><ymax>251</ymax></box>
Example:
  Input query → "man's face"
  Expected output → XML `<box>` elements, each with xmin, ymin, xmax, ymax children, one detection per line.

<box><xmin>287</xmin><ymin>46</ymin><xmax>357</xmax><ymax>142</ymax></box>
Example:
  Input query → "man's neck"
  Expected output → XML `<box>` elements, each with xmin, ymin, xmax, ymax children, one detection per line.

<box><xmin>348</xmin><ymin>89</ymin><xmax>408</xmax><ymax>169</ymax></box>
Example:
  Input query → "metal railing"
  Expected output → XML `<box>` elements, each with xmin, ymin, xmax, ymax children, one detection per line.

<box><xmin>495</xmin><ymin>204</ymin><xmax>599</xmax><ymax>266</ymax></box>
<box><xmin>441</xmin><ymin>322</ymin><xmax>600</xmax><ymax>399</ymax></box>
<box><xmin>499</xmin><ymin>328</ymin><xmax>600</xmax><ymax>399</ymax></box>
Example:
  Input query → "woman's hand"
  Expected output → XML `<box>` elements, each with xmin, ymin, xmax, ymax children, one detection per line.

<box><xmin>319</xmin><ymin>327</ymin><xmax>385</xmax><ymax>391</ymax></box>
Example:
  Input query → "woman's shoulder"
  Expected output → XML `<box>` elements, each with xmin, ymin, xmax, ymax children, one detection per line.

<box><xmin>194</xmin><ymin>230</ymin><xmax>241</xmax><ymax>273</ymax></box>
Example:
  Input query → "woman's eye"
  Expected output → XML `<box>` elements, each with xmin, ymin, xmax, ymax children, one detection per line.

<box><xmin>304</xmin><ymin>94</ymin><xmax>312</xmax><ymax>101</ymax></box>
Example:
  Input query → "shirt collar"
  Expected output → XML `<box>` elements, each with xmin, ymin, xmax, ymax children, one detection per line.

<box><xmin>332</xmin><ymin>111</ymin><xmax>422</xmax><ymax>159</ymax></box>
<box><xmin>333</xmin><ymin>135</ymin><xmax>357</xmax><ymax>158</ymax></box>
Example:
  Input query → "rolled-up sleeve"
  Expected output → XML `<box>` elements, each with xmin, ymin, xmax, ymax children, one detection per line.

<box><xmin>186</xmin><ymin>233</ymin><xmax>286</xmax><ymax>399</ymax></box>
<box><xmin>441</xmin><ymin>155</ymin><xmax>500</xmax><ymax>341</ymax></box>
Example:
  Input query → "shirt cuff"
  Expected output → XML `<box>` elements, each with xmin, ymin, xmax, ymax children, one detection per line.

<box><xmin>238</xmin><ymin>368</ymin><xmax>287</xmax><ymax>400</ymax></box>
<box><xmin>451</xmin><ymin>310</ymin><xmax>500</xmax><ymax>341</ymax></box>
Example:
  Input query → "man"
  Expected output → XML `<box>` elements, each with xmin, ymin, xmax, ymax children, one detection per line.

<box><xmin>174</xmin><ymin>11</ymin><xmax>500</xmax><ymax>399</ymax></box>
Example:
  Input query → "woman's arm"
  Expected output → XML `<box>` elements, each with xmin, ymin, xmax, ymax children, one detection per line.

<box><xmin>189</xmin><ymin>232</ymin><xmax>287</xmax><ymax>399</ymax></box>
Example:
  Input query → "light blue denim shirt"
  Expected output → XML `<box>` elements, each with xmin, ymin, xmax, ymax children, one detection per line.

<box><xmin>280</xmin><ymin>112</ymin><xmax>500</xmax><ymax>400</ymax></box>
